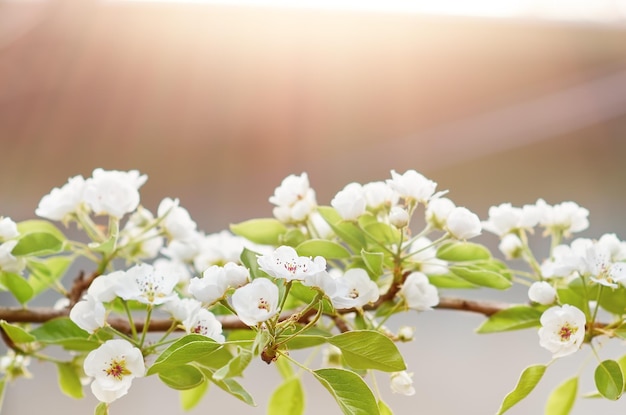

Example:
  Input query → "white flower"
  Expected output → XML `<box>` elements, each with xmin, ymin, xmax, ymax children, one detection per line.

<box><xmin>0</xmin><ymin>217</ymin><xmax>19</xmax><ymax>241</ymax></box>
<box><xmin>181</xmin><ymin>308</ymin><xmax>225</xmax><ymax>342</ymax></box>
<box><xmin>309</xmin><ymin>211</ymin><xmax>334</xmax><ymax>239</ymax></box>
<box><xmin>406</xmin><ymin>237</ymin><xmax>448</xmax><ymax>275</ymax></box>
<box><xmin>0</xmin><ymin>350</ymin><xmax>32</xmax><ymax>380</ymax></box>
<box><xmin>87</xmin><ymin>271</ymin><xmax>125</xmax><ymax>302</ymax></box>
<box><xmin>83</xmin><ymin>339</ymin><xmax>145</xmax><ymax>403</ymax></box>
<box><xmin>231</xmin><ymin>278</ymin><xmax>280</xmax><ymax>326</ymax></box>
<box><xmin>162</xmin><ymin>297</ymin><xmax>203</xmax><ymax>322</ymax></box>
<box><xmin>362</xmin><ymin>181</ymin><xmax>397</xmax><ymax>211</ymax></box>
<box><xmin>536</xmin><ymin>199</ymin><xmax>589</xmax><ymax>236</ymax></box>
<box><xmin>302</xmin><ymin>270</ymin><xmax>337</xmax><ymax>297</ymax></box>
<box><xmin>115</xmin><ymin>264</ymin><xmax>179</xmax><ymax>305</ymax></box>
<box><xmin>425</xmin><ymin>197</ymin><xmax>456</xmax><ymax>229</ymax></box>
<box><xmin>193</xmin><ymin>230</ymin><xmax>248</xmax><ymax>270</ymax></box>
<box><xmin>162</xmin><ymin>237</ymin><xmax>202</xmax><ymax>263</ymax></box>
<box><xmin>482</xmin><ymin>203</ymin><xmax>539</xmax><ymax>237</ymax></box>
<box><xmin>35</xmin><ymin>175</ymin><xmax>86</xmax><ymax>221</ymax></box>
<box><xmin>389</xmin><ymin>207</ymin><xmax>409</xmax><ymax>228</ymax></box>
<box><xmin>321</xmin><ymin>345</ymin><xmax>343</xmax><ymax>368</ymax></box>
<box><xmin>390</xmin><ymin>371</ymin><xmax>415</xmax><ymax>396</ymax></box>
<box><xmin>189</xmin><ymin>263</ymin><xmax>249</xmax><ymax>304</ymax></box>
<box><xmin>269</xmin><ymin>173</ymin><xmax>317</xmax><ymax>223</ymax></box>
<box><xmin>498</xmin><ymin>234</ymin><xmax>523</xmax><ymax>259</ymax></box>
<box><xmin>82</xmin><ymin>168</ymin><xmax>147</xmax><ymax>218</ymax></box>
<box><xmin>331</xmin><ymin>182</ymin><xmax>366</xmax><ymax>221</ymax></box>
<box><xmin>387</xmin><ymin>170</ymin><xmax>438</xmax><ymax>204</ymax></box>
<box><xmin>331</xmin><ymin>268</ymin><xmax>379</xmax><ymax>309</ymax></box>
<box><xmin>157</xmin><ymin>198</ymin><xmax>197</xmax><ymax>240</ymax></box>
<box><xmin>0</xmin><ymin>240</ymin><xmax>25</xmax><ymax>274</ymax></box>
<box><xmin>257</xmin><ymin>245</ymin><xmax>326</xmax><ymax>282</ymax></box>
<box><xmin>69</xmin><ymin>295</ymin><xmax>106</xmax><ymax>333</ymax></box>
<box><xmin>445</xmin><ymin>207</ymin><xmax>481</xmax><ymax>240</ymax></box>
<box><xmin>538</xmin><ymin>304</ymin><xmax>586</xmax><ymax>358</ymax></box>
<box><xmin>528</xmin><ymin>281</ymin><xmax>556</xmax><ymax>305</ymax></box>
<box><xmin>397</xmin><ymin>326</ymin><xmax>415</xmax><ymax>342</ymax></box>
<box><xmin>399</xmin><ymin>272</ymin><xmax>439</xmax><ymax>311</ymax></box>
<box><xmin>152</xmin><ymin>258</ymin><xmax>192</xmax><ymax>287</ymax></box>
<box><xmin>119</xmin><ymin>225</ymin><xmax>163</xmax><ymax>260</ymax></box>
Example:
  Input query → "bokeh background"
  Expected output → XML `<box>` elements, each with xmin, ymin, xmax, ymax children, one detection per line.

<box><xmin>2</xmin><ymin>0</ymin><xmax>626</xmax><ymax>414</ymax></box>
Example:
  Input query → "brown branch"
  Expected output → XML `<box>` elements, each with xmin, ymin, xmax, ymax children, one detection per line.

<box><xmin>68</xmin><ymin>271</ymin><xmax>100</xmax><ymax>307</ymax></box>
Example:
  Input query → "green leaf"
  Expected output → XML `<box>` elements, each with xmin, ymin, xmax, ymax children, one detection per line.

<box><xmin>198</xmin><ymin>367</ymin><xmax>256</xmax><ymax>406</ymax></box>
<box><xmin>327</xmin><ymin>330</ymin><xmax>406</xmax><ymax>372</ymax></box>
<box><xmin>213</xmin><ymin>348</ymin><xmax>252</xmax><ymax>380</ymax></box>
<box><xmin>268</xmin><ymin>377</ymin><xmax>305</xmax><ymax>415</ymax></box>
<box><xmin>94</xmin><ymin>402</ymin><xmax>108</xmax><ymax>415</ymax></box>
<box><xmin>230</xmin><ymin>218</ymin><xmax>287</xmax><ymax>245</ymax></box>
<box><xmin>428</xmin><ymin>273</ymin><xmax>478</xmax><ymax>289</ymax></box>
<box><xmin>280</xmin><ymin>228</ymin><xmax>307</xmax><ymax>247</ymax></box>
<box><xmin>27</xmin><ymin>256</ymin><xmax>73</xmax><ymax>297</ymax></box>
<box><xmin>594</xmin><ymin>360</ymin><xmax>623</xmax><ymax>400</ymax></box>
<box><xmin>0</xmin><ymin>272</ymin><xmax>34</xmax><ymax>305</ymax></box>
<box><xmin>378</xmin><ymin>400</ymin><xmax>394</xmax><ymax>415</ymax></box>
<box><xmin>617</xmin><ymin>354</ymin><xmax>626</xmax><ymax>391</ymax></box>
<box><xmin>240</xmin><ymin>248</ymin><xmax>265</xmax><ymax>280</ymax></box>
<box><xmin>496</xmin><ymin>364</ymin><xmax>547</xmax><ymax>415</ymax></box>
<box><xmin>148</xmin><ymin>335</ymin><xmax>222</xmax><ymax>375</ymax></box>
<box><xmin>159</xmin><ymin>365</ymin><xmax>205</xmax><ymax>390</ymax></box>
<box><xmin>436</xmin><ymin>241</ymin><xmax>491</xmax><ymax>261</ymax></box>
<box><xmin>598</xmin><ymin>286</ymin><xmax>626</xmax><ymax>315</ymax></box>
<box><xmin>275</xmin><ymin>355</ymin><xmax>295</xmax><ymax>380</ymax></box>
<box><xmin>476</xmin><ymin>305</ymin><xmax>543</xmax><ymax>333</ymax></box>
<box><xmin>317</xmin><ymin>206</ymin><xmax>366</xmax><ymax>251</ymax></box>
<box><xmin>30</xmin><ymin>317</ymin><xmax>103</xmax><ymax>351</ymax></box>
<box><xmin>180</xmin><ymin>381</ymin><xmax>209</xmax><ymax>411</ymax></box>
<box><xmin>0</xmin><ymin>320</ymin><xmax>36</xmax><ymax>343</ymax></box>
<box><xmin>313</xmin><ymin>368</ymin><xmax>379</xmax><ymax>415</ymax></box>
<box><xmin>0</xmin><ymin>379</ymin><xmax>5</xmax><ymax>414</ymax></box>
<box><xmin>545</xmin><ymin>376</ymin><xmax>577</xmax><ymax>415</ymax></box>
<box><xmin>56</xmin><ymin>362</ymin><xmax>84</xmax><ymax>399</ymax></box>
<box><xmin>12</xmin><ymin>232</ymin><xmax>64</xmax><ymax>256</ymax></box>
<box><xmin>363</xmin><ymin>222</ymin><xmax>400</xmax><ymax>245</ymax></box>
<box><xmin>17</xmin><ymin>220</ymin><xmax>66</xmax><ymax>241</ymax></box>
<box><xmin>449</xmin><ymin>264</ymin><xmax>512</xmax><ymax>290</ymax></box>
<box><xmin>296</xmin><ymin>239</ymin><xmax>351</xmax><ymax>259</ymax></box>
<box><xmin>361</xmin><ymin>250</ymin><xmax>384</xmax><ymax>278</ymax></box>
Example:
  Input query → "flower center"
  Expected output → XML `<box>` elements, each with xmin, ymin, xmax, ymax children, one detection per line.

<box><xmin>558</xmin><ymin>323</ymin><xmax>577</xmax><ymax>341</ymax></box>
<box><xmin>104</xmin><ymin>358</ymin><xmax>131</xmax><ymax>381</ymax></box>
<box><xmin>137</xmin><ymin>273</ymin><xmax>166</xmax><ymax>303</ymax></box>
<box><xmin>257</xmin><ymin>297</ymin><xmax>270</xmax><ymax>311</ymax></box>
<box><xmin>349</xmin><ymin>288</ymin><xmax>360</xmax><ymax>299</ymax></box>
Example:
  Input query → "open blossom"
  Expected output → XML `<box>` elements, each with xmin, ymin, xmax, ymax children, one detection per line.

<box><xmin>386</xmin><ymin>169</ymin><xmax>438</xmax><ymax>204</ymax></box>
<box><xmin>114</xmin><ymin>263</ymin><xmax>179</xmax><ymax>305</ymax></box>
<box><xmin>189</xmin><ymin>263</ymin><xmax>249</xmax><ymax>304</ymax></box>
<box><xmin>425</xmin><ymin>197</ymin><xmax>456</xmax><ymax>229</ymax></box>
<box><xmin>362</xmin><ymin>181</ymin><xmax>397</xmax><ymax>211</ymax></box>
<box><xmin>399</xmin><ymin>272</ymin><xmax>439</xmax><ymax>311</ymax></box>
<box><xmin>193</xmin><ymin>230</ymin><xmax>249</xmax><ymax>270</ymax></box>
<box><xmin>536</xmin><ymin>199</ymin><xmax>589</xmax><ymax>236</ymax></box>
<box><xmin>302</xmin><ymin>270</ymin><xmax>338</xmax><ymax>297</ymax></box>
<box><xmin>181</xmin><ymin>308</ymin><xmax>225</xmax><ymax>342</ymax></box>
<box><xmin>331</xmin><ymin>182</ymin><xmax>367</xmax><ymax>221</ymax></box>
<box><xmin>330</xmin><ymin>268</ymin><xmax>379</xmax><ymax>309</ymax></box>
<box><xmin>157</xmin><ymin>198</ymin><xmax>197</xmax><ymax>240</ymax></box>
<box><xmin>482</xmin><ymin>203</ymin><xmax>539</xmax><ymax>237</ymax></box>
<box><xmin>269</xmin><ymin>173</ymin><xmax>317</xmax><ymax>223</ymax></box>
<box><xmin>0</xmin><ymin>217</ymin><xmax>19</xmax><ymax>241</ymax></box>
<box><xmin>35</xmin><ymin>175</ymin><xmax>86</xmax><ymax>221</ymax></box>
<box><xmin>69</xmin><ymin>295</ymin><xmax>106</xmax><ymax>333</ymax></box>
<box><xmin>0</xmin><ymin>240</ymin><xmax>25</xmax><ymax>274</ymax></box>
<box><xmin>406</xmin><ymin>237</ymin><xmax>449</xmax><ymax>275</ymax></box>
<box><xmin>82</xmin><ymin>168</ymin><xmax>147</xmax><ymax>218</ymax></box>
<box><xmin>390</xmin><ymin>371</ymin><xmax>415</xmax><ymax>396</ymax></box>
<box><xmin>528</xmin><ymin>281</ymin><xmax>556</xmax><ymax>305</ymax></box>
<box><xmin>231</xmin><ymin>278</ymin><xmax>279</xmax><ymax>326</ymax></box>
<box><xmin>257</xmin><ymin>245</ymin><xmax>326</xmax><ymax>282</ymax></box>
<box><xmin>538</xmin><ymin>304</ymin><xmax>586</xmax><ymax>358</ymax></box>
<box><xmin>83</xmin><ymin>339</ymin><xmax>145</xmax><ymax>403</ymax></box>
<box><xmin>446</xmin><ymin>207</ymin><xmax>481</xmax><ymax>240</ymax></box>
<box><xmin>162</xmin><ymin>297</ymin><xmax>203</xmax><ymax>322</ymax></box>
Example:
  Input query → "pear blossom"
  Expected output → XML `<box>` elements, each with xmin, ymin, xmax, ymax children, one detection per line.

<box><xmin>35</xmin><ymin>175</ymin><xmax>86</xmax><ymax>221</ymax></box>
<box><xmin>331</xmin><ymin>268</ymin><xmax>379</xmax><ymax>309</ymax></box>
<box><xmin>181</xmin><ymin>308</ymin><xmax>225</xmax><ymax>342</ymax></box>
<box><xmin>157</xmin><ymin>198</ymin><xmax>197</xmax><ymax>240</ymax></box>
<box><xmin>269</xmin><ymin>173</ymin><xmax>317</xmax><ymax>223</ymax></box>
<box><xmin>114</xmin><ymin>263</ymin><xmax>179</xmax><ymax>305</ymax></box>
<box><xmin>83</xmin><ymin>339</ymin><xmax>145</xmax><ymax>403</ymax></box>
<box><xmin>389</xmin><ymin>206</ymin><xmax>409</xmax><ymax>228</ymax></box>
<box><xmin>321</xmin><ymin>345</ymin><xmax>343</xmax><ymax>368</ymax></box>
<box><xmin>425</xmin><ymin>197</ymin><xmax>456</xmax><ymax>229</ymax></box>
<box><xmin>87</xmin><ymin>271</ymin><xmax>125</xmax><ymax>302</ymax></box>
<box><xmin>119</xmin><ymin>208</ymin><xmax>163</xmax><ymax>259</ymax></box>
<box><xmin>0</xmin><ymin>217</ymin><xmax>19</xmax><ymax>241</ymax></box>
<box><xmin>69</xmin><ymin>295</ymin><xmax>106</xmax><ymax>333</ymax></box>
<box><xmin>257</xmin><ymin>245</ymin><xmax>326</xmax><ymax>282</ymax></box>
<box><xmin>387</xmin><ymin>169</ymin><xmax>438</xmax><ymax>204</ymax></box>
<box><xmin>302</xmin><ymin>270</ymin><xmax>338</xmax><ymax>297</ymax></box>
<box><xmin>407</xmin><ymin>237</ymin><xmax>449</xmax><ymax>275</ymax></box>
<box><xmin>161</xmin><ymin>236</ymin><xmax>202</xmax><ymax>263</ymax></box>
<box><xmin>482</xmin><ymin>203</ymin><xmax>539</xmax><ymax>237</ymax></box>
<box><xmin>231</xmin><ymin>278</ymin><xmax>279</xmax><ymax>326</ymax></box>
<box><xmin>162</xmin><ymin>297</ymin><xmax>203</xmax><ymax>322</ymax></box>
<box><xmin>536</xmin><ymin>199</ymin><xmax>589</xmax><ymax>236</ymax></box>
<box><xmin>498</xmin><ymin>234</ymin><xmax>523</xmax><ymax>259</ymax></box>
<box><xmin>528</xmin><ymin>281</ymin><xmax>557</xmax><ymax>305</ymax></box>
<box><xmin>82</xmin><ymin>168</ymin><xmax>147</xmax><ymax>218</ymax></box>
<box><xmin>0</xmin><ymin>350</ymin><xmax>32</xmax><ymax>381</ymax></box>
<box><xmin>399</xmin><ymin>272</ymin><xmax>439</xmax><ymax>311</ymax></box>
<box><xmin>445</xmin><ymin>207</ymin><xmax>481</xmax><ymax>240</ymax></box>
<box><xmin>331</xmin><ymin>182</ymin><xmax>367</xmax><ymax>221</ymax></box>
<box><xmin>390</xmin><ymin>371</ymin><xmax>416</xmax><ymax>396</ymax></box>
<box><xmin>397</xmin><ymin>326</ymin><xmax>415</xmax><ymax>342</ymax></box>
<box><xmin>0</xmin><ymin>240</ymin><xmax>25</xmax><ymax>274</ymax></box>
<box><xmin>362</xmin><ymin>181</ymin><xmax>397</xmax><ymax>211</ymax></box>
<box><xmin>309</xmin><ymin>211</ymin><xmax>334</xmax><ymax>239</ymax></box>
<box><xmin>538</xmin><ymin>304</ymin><xmax>586</xmax><ymax>358</ymax></box>
<box><xmin>152</xmin><ymin>258</ymin><xmax>192</xmax><ymax>288</ymax></box>
<box><xmin>189</xmin><ymin>263</ymin><xmax>249</xmax><ymax>304</ymax></box>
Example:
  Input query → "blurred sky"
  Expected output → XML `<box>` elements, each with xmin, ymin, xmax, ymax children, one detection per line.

<box><xmin>1</xmin><ymin>0</ymin><xmax>626</xmax><ymax>414</ymax></box>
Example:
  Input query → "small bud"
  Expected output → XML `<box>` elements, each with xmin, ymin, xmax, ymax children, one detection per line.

<box><xmin>389</xmin><ymin>206</ymin><xmax>410</xmax><ymax>228</ymax></box>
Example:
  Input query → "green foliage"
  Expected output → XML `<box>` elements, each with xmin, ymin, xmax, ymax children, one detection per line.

<box><xmin>180</xmin><ymin>382</ymin><xmax>209</xmax><ymax>411</ymax></box>
<box><xmin>147</xmin><ymin>335</ymin><xmax>222</xmax><ymax>375</ymax></box>
<box><xmin>230</xmin><ymin>218</ymin><xmax>287</xmax><ymax>245</ymax></box>
<box><xmin>327</xmin><ymin>331</ymin><xmax>406</xmax><ymax>372</ymax></box>
<box><xmin>212</xmin><ymin>348</ymin><xmax>252</xmax><ymax>380</ymax></box>
<box><xmin>313</xmin><ymin>368</ymin><xmax>379</xmax><ymax>415</ymax></box>
<box><xmin>545</xmin><ymin>377</ymin><xmax>577</xmax><ymax>415</ymax></box>
<box><xmin>296</xmin><ymin>239</ymin><xmax>351</xmax><ymax>259</ymax></box>
<box><xmin>476</xmin><ymin>305</ymin><xmax>543</xmax><ymax>333</ymax></box>
<box><xmin>496</xmin><ymin>364</ymin><xmax>547</xmax><ymax>415</ymax></box>
<box><xmin>449</xmin><ymin>262</ymin><xmax>512</xmax><ymax>290</ymax></box>
<box><xmin>94</xmin><ymin>402</ymin><xmax>108</xmax><ymax>415</ymax></box>
<box><xmin>56</xmin><ymin>361</ymin><xmax>84</xmax><ymax>399</ymax></box>
<box><xmin>0</xmin><ymin>321</ymin><xmax>36</xmax><ymax>344</ymax></box>
<box><xmin>378</xmin><ymin>400</ymin><xmax>394</xmax><ymax>415</ymax></box>
<box><xmin>159</xmin><ymin>365</ymin><xmax>205</xmax><ymax>390</ymax></box>
<box><xmin>26</xmin><ymin>256</ymin><xmax>72</xmax><ymax>297</ymax></box>
<box><xmin>268</xmin><ymin>377</ymin><xmax>305</xmax><ymax>415</ymax></box>
<box><xmin>436</xmin><ymin>241</ymin><xmax>491</xmax><ymax>261</ymax></box>
<box><xmin>0</xmin><ymin>272</ymin><xmax>34</xmax><ymax>305</ymax></box>
<box><xmin>29</xmin><ymin>317</ymin><xmax>105</xmax><ymax>351</ymax></box>
<box><xmin>594</xmin><ymin>360</ymin><xmax>623</xmax><ymax>400</ymax></box>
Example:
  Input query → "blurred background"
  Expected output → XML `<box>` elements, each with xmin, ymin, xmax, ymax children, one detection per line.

<box><xmin>2</xmin><ymin>0</ymin><xmax>626</xmax><ymax>413</ymax></box>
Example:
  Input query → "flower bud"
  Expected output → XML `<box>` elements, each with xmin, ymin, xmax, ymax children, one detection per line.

<box><xmin>389</xmin><ymin>206</ymin><xmax>410</xmax><ymax>228</ymax></box>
